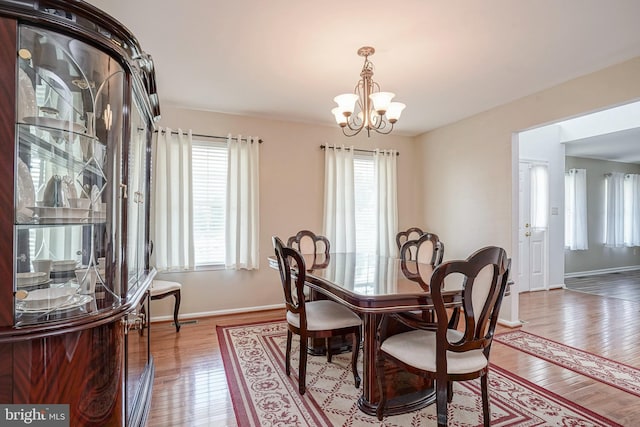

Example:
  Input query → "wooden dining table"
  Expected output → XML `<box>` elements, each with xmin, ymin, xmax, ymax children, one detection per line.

<box><xmin>268</xmin><ymin>251</ymin><xmax>461</xmax><ymax>417</ymax></box>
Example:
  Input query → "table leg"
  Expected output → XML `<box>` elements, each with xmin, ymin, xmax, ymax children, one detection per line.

<box><xmin>357</xmin><ymin>313</ymin><xmax>436</xmax><ymax>417</ymax></box>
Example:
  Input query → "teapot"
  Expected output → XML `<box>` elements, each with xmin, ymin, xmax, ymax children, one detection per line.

<box><xmin>42</xmin><ymin>175</ymin><xmax>66</xmax><ymax>207</ymax></box>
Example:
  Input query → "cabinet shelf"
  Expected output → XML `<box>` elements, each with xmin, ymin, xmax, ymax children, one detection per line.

<box><xmin>17</xmin><ymin>124</ymin><xmax>105</xmax><ymax>178</ymax></box>
<box><xmin>16</xmin><ymin>217</ymin><xmax>107</xmax><ymax>228</ymax></box>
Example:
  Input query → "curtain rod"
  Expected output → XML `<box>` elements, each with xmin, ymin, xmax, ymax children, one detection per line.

<box><xmin>320</xmin><ymin>144</ymin><xmax>399</xmax><ymax>156</ymax></box>
<box><xmin>155</xmin><ymin>129</ymin><xmax>263</xmax><ymax>143</ymax></box>
<box><xmin>604</xmin><ymin>173</ymin><xmax>634</xmax><ymax>177</ymax></box>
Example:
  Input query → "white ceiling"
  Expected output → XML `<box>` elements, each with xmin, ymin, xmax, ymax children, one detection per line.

<box><xmin>86</xmin><ymin>0</ymin><xmax>640</xmax><ymax>137</ymax></box>
<box><xmin>565</xmin><ymin>127</ymin><xmax>640</xmax><ymax>164</ymax></box>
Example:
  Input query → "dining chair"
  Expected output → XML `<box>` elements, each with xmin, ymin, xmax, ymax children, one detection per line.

<box><xmin>399</xmin><ymin>232</ymin><xmax>445</xmax><ymax>323</ymax></box>
<box><xmin>138</xmin><ymin>280</ymin><xmax>182</xmax><ymax>335</ymax></box>
<box><xmin>375</xmin><ymin>246</ymin><xmax>511</xmax><ymax>426</ymax></box>
<box><xmin>400</xmin><ymin>232</ymin><xmax>444</xmax><ymax>266</ymax></box>
<box><xmin>395</xmin><ymin>227</ymin><xmax>424</xmax><ymax>251</ymax></box>
<box><xmin>287</xmin><ymin>229</ymin><xmax>330</xmax><ymax>270</ymax></box>
<box><xmin>272</xmin><ymin>236</ymin><xmax>362</xmax><ymax>395</ymax></box>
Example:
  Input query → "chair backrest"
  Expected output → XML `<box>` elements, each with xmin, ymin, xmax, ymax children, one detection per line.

<box><xmin>287</xmin><ymin>230</ymin><xmax>330</xmax><ymax>270</ymax></box>
<box><xmin>287</xmin><ymin>230</ymin><xmax>330</xmax><ymax>255</ymax></box>
<box><xmin>400</xmin><ymin>232</ymin><xmax>444</xmax><ymax>265</ymax></box>
<box><xmin>400</xmin><ymin>233</ymin><xmax>445</xmax><ymax>286</ymax></box>
<box><xmin>395</xmin><ymin>227</ymin><xmax>424</xmax><ymax>251</ymax></box>
<box><xmin>429</xmin><ymin>246</ymin><xmax>511</xmax><ymax>360</ymax></box>
<box><xmin>273</xmin><ymin>236</ymin><xmax>308</xmax><ymax>324</ymax></box>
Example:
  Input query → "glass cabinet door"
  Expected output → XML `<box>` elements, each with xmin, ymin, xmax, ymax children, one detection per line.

<box><xmin>126</xmin><ymin>98</ymin><xmax>149</xmax><ymax>295</ymax></box>
<box><xmin>14</xmin><ymin>25</ymin><xmax>124</xmax><ymax>326</ymax></box>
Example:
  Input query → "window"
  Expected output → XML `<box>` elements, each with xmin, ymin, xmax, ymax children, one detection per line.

<box><xmin>192</xmin><ymin>141</ymin><xmax>227</xmax><ymax>265</ymax></box>
<box><xmin>564</xmin><ymin>169</ymin><xmax>588</xmax><ymax>250</ymax></box>
<box><xmin>353</xmin><ymin>155</ymin><xmax>376</xmax><ymax>254</ymax></box>
<box><xmin>624</xmin><ymin>174</ymin><xmax>640</xmax><ymax>247</ymax></box>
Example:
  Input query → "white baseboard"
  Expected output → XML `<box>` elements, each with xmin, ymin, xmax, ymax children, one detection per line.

<box><xmin>564</xmin><ymin>265</ymin><xmax>640</xmax><ymax>278</ymax></box>
<box><xmin>150</xmin><ymin>303</ymin><xmax>285</xmax><ymax>323</ymax></box>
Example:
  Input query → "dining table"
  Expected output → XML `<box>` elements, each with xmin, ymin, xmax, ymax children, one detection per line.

<box><xmin>268</xmin><ymin>251</ymin><xmax>462</xmax><ymax>417</ymax></box>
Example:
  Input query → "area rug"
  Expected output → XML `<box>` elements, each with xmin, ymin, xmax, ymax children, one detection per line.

<box><xmin>495</xmin><ymin>330</ymin><xmax>640</xmax><ymax>398</ymax></box>
<box><xmin>217</xmin><ymin>321</ymin><xmax>620</xmax><ymax>427</ymax></box>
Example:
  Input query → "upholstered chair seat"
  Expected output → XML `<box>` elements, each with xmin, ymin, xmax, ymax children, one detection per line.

<box><xmin>286</xmin><ymin>299</ymin><xmax>362</xmax><ymax>331</ymax></box>
<box><xmin>380</xmin><ymin>329</ymin><xmax>487</xmax><ymax>374</ymax></box>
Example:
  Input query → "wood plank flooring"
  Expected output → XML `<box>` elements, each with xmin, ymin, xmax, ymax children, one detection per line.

<box><xmin>146</xmin><ymin>291</ymin><xmax>640</xmax><ymax>426</ymax></box>
<box><xmin>565</xmin><ymin>269</ymin><xmax>640</xmax><ymax>302</ymax></box>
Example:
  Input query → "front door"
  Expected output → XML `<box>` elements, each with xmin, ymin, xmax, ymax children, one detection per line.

<box><xmin>518</xmin><ymin>161</ymin><xmax>549</xmax><ymax>292</ymax></box>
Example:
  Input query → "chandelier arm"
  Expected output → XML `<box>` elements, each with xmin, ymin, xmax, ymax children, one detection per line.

<box><xmin>372</xmin><ymin>114</ymin><xmax>389</xmax><ymax>131</ymax></box>
<box><xmin>346</xmin><ymin>112</ymin><xmax>364</xmax><ymax>131</ymax></box>
<box><xmin>342</xmin><ymin>125</ymin><xmax>364</xmax><ymax>137</ymax></box>
<box><xmin>373</xmin><ymin>121</ymin><xmax>394</xmax><ymax>135</ymax></box>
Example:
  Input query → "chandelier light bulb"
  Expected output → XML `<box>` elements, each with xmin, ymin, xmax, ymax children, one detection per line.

<box><xmin>333</xmin><ymin>93</ymin><xmax>358</xmax><ymax>117</ymax></box>
<box><xmin>331</xmin><ymin>107</ymin><xmax>348</xmax><ymax>126</ymax></box>
<box><xmin>369</xmin><ymin>92</ymin><xmax>395</xmax><ymax>115</ymax></box>
<box><xmin>385</xmin><ymin>102</ymin><xmax>406</xmax><ymax>123</ymax></box>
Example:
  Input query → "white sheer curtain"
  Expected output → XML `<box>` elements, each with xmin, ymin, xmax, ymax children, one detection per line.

<box><xmin>564</xmin><ymin>168</ymin><xmax>588</xmax><ymax>250</ymax></box>
<box><xmin>151</xmin><ymin>127</ymin><xmax>195</xmax><ymax>270</ymax></box>
<box><xmin>624</xmin><ymin>173</ymin><xmax>640</xmax><ymax>247</ymax></box>
<box><xmin>605</xmin><ymin>172</ymin><xmax>625</xmax><ymax>247</ymax></box>
<box><xmin>225</xmin><ymin>135</ymin><xmax>260</xmax><ymax>270</ymax></box>
<box><xmin>530</xmin><ymin>164</ymin><xmax>549</xmax><ymax>230</ymax></box>
<box><xmin>374</xmin><ymin>149</ymin><xmax>398</xmax><ymax>257</ymax></box>
<box><xmin>323</xmin><ymin>145</ymin><xmax>356</xmax><ymax>252</ymax></box>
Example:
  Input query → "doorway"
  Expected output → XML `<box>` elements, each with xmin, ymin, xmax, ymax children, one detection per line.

<box><xmin>512</xmin><ymin>100</ymin><xmax>640</xmax><ymax>295</ymax></box>
<box><xmin>518</xmin><ymin>161</ymin><xmax>549</xmax><ymax>292</ymax></box>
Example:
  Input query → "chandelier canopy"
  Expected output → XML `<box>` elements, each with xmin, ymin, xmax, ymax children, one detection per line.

<box><xmin>331</xmin><ymin>46</ymin><xmax>405</xmax><ymax>137</ymax></box>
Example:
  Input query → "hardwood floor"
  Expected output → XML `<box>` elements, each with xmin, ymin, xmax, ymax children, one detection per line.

<box><xmin>146</xmin><ymin>291</ymin><xmax>640</xmax><ymax>426</ymax></box>
<box><xmin>146</xmin><ymin>310</ymin><xmax>284</xmax><ymax>427</ymax></box>
<box><xmin>565</xmin><ymin>270</ymin><xmax>640</xmax><ymax>302</ymax></box>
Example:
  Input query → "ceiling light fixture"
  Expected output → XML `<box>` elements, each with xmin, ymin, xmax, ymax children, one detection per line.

<box><xmin>331</xmin><ymin>46</ymin><xmax>405</xmax><ymax>137</ymax></box>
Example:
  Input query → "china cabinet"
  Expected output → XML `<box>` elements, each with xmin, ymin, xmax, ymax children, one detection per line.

<box><xmin>0</xmin><ymin>1</ymin><xmax>160</xmax><ymax>425</ymax></box>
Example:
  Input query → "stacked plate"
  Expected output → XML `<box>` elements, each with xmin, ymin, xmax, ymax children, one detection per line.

<box><xmin>50</xmin><ymin>260</ymin><xmax>78</xmax><ymax>281</ymax></box>
<box><xmin>52</xmin><ymin>260</ymin><xmax>78</xmax><ymax>272</ymax></box>
<box><xmin>16</xmin><ymin>287</ymin><xmax>93</xmax><ymax>313</ymax></box>
<box><xmin>19</xmin><ymin>287</ymin><xmax>77</xmax><ymax>310</ymax></box>
<box><xmin>17</xmin><ymin>272</ymin><xmax>50</xmax><ymax>288</ymax></box>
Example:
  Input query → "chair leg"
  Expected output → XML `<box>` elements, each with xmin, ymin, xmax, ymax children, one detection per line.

<box><xmin>326</xmin><ymin>337</ymin><xmax>332</xmax><ymax>363</ymax></box>
<box><xmin>481</xmin><ymin>374</ymin><xmax>490</xmax><ymax>426</ymax></box>
<box><xmin>285</xmin><ymin>330</ymin><xmax>292</xmax><ymax>376</ymax></box>
<box><xmin>173</xmin><ymin>291</ymin><xmax>181</xmax><ymax>332</ymax></box>
<box><xmin>447</xmin><ymin>381</ymin><xmax>454</xmax><ymax>403</ymax></box>
<box><xmin>351</xmin><ymin>329</ymin><xmax>361</xmax><ymax>389</ymax></box>
<box><xmin>299</xmin><ymin>335</ymin><xmax>308</xmax><ymax>395</ymax></box>
<box><xmin>436</xmin><ymin>380</ymin><xmax>449</xmax><ymax>427</ymax></box>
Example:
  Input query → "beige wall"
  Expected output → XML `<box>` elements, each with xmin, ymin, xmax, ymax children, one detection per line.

<box><xmin>151</xmin><ymin>108</ymin><xmax>421</xmax><ymax>319</ymax></box>
<box><xmin>150</xmin><ymin>57</ymin><xmax>640</xmax><ymax>322</ymax></box>
<box><xmin>415</xmin><ymin>56</ymin><xmax>640</xmax><ymax>324</ymax></box>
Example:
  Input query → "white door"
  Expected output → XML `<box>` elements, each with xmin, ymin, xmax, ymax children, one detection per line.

<box><xmin>518</xmin><ymin>161</ymin><xmax>549</xmax><ymax>292</ymax></box>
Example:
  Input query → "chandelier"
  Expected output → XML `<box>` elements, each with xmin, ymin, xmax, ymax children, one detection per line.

<box><xmin>331</xmin><ymin>46</ymin><xmax>406</xmax><ymax>137</ymax></box>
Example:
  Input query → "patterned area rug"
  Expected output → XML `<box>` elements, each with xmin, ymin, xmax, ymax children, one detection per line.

<box><xmin>217</xmin><ymin>321</ymin><xmax>620</xmax><ymax>427</ymax></box>
<box><xmin>495</xmin><ymin>330</ymin><xmax>640</xmax><ymax>398</ymax></box>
